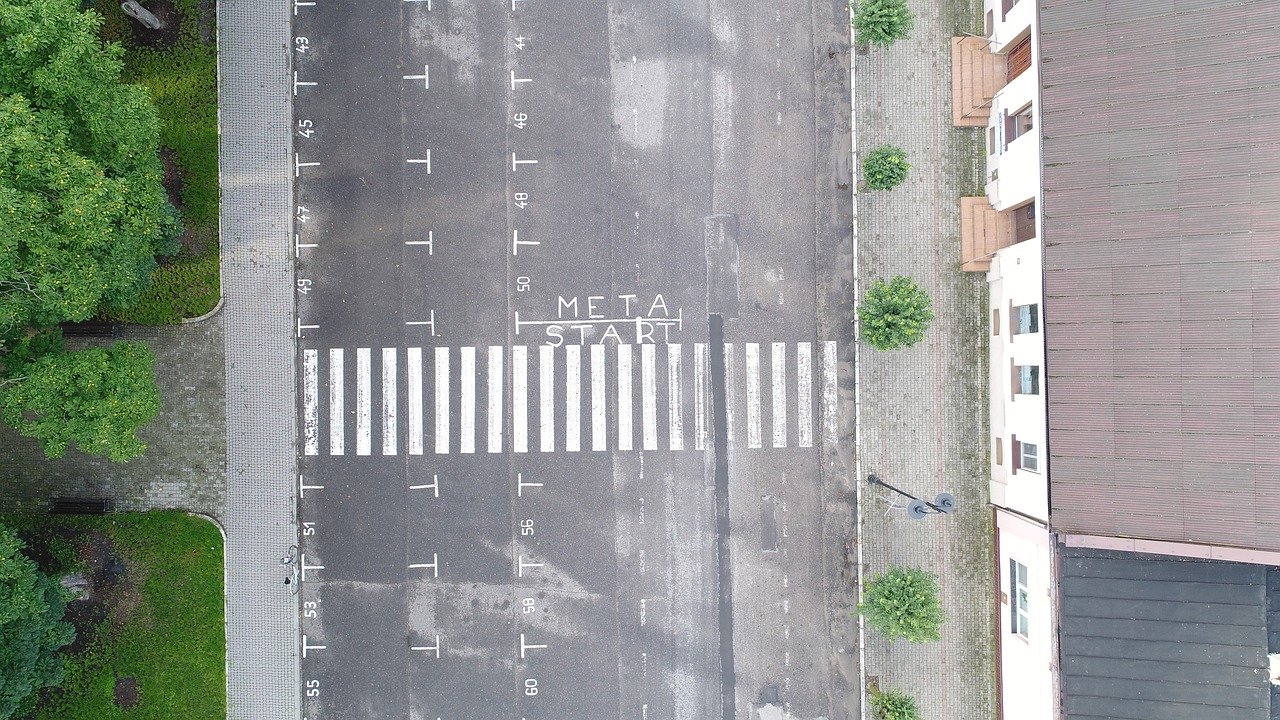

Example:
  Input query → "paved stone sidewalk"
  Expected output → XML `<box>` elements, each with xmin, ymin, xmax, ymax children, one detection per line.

<box><xmin>0</xmin><ymin>0</ymin><xmax>298</xmax><ymax>717</ymax></box>
<box><xmin>0</xmin><ymin>313</ymin><xmax>226</xmax><ymax>519</ymax></box>
<box><xmin>852</xmin><ymin>0</ymin><xmax>997</xmax><ymax>718</ymax></box>
<box><xmin>217</xmin><ymin>0</ymin><xmax>299</xmax><ymax>716</ymax></box>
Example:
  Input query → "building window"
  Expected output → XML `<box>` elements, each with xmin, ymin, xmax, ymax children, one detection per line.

<box><xmin>1020</xmin><ymin>441</ymin><xmax>1039</xmax><ymax>472</ymax></box>
<box><xmin>991</xmin><ymin>308</ymin><xmax>1001</xmax><ymax>335</ymax></box>
<box><xmin>1013</xmin><ymin>303</ymin><xmax>1039</xmax><ymax>334</ymax></box>
<box><xmin>994</xmin><ymin>437</ymin><xmax>1003</xmax><ymax>465</ymax></box>
<box><xmin>988</xmin><ymin>125</ymin><xmax>996</xmax><ymax>156</ymax></box>
<box><xmin>1009</xmin><ymin>559</ymin><xmax>1029</xmax><ymax>638</ymax></box>
<box><xmin>1016</xmin><ymin>365</ymin><xmax>1040</xmax><ymax>395</ymax></box>
<box><xmin>1015</xmin><ymin>104</ymin><xmax>1033</xmax><ymax>137</ymax></box>
<box><xmin>1004</xmin><ymin>104</ymin><xmax>1034</xmax><ymax>147</ymax></box>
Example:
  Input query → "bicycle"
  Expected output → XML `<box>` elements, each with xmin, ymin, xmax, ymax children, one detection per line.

<box><xmin>280</xmin><ymin>545</ymin><xmax>300</xmax><ymax>594</ymax></box>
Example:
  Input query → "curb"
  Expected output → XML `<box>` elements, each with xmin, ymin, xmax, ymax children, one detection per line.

<box><xmin>847</xmin><ymin>5</ymin><xmax>868</xmax><ymax>720</ymax></box>
<box><xmin>181</xmin><ymin>293</ymin><xmax>226</xmax><ymax>325</ymax></box>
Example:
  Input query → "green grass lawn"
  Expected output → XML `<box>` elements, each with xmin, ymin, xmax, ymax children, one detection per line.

<box><xmin>95</xmin><ymin>0</ymin><xmax>221</xmax><ymax>324</ymax></box>
<box><xmin>3</xmin><ymin>511</ymin><xmax>225</xmax><ymax>719</ymax></box>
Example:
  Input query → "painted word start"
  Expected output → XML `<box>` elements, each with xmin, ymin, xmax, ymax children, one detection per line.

<box><xmin>513</xmin><ymin>294</ymin><xmax>684</xmax><ymax>346</ymax></box>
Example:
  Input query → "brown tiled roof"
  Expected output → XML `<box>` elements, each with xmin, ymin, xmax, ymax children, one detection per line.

<box><xmin>1039</xmin><ymin>0</ymin><xmax>1280</xmax><ymax>550</ymax></box>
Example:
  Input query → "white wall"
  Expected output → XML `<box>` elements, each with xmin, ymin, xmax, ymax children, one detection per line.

<box><xmin>987</xmin><ymin>0</ymin><xmax>1034</xmax><ymax>52</ymax></box>
<box><xmin>988</xmin><ymin>239</ymin><xmax>1047</xmax><ymax>522</ymax></box>
<box><xmin>996</xmin><ymin>510</ymin><xmax>1055</xmax><ymax>720</ymax></box>
<box><xmin>983</xmin><ymin>4</ymin><xmax>1054</xmax><ymax>718</ymax></box>
<box><xmin>982</xmin><ymin>0</ymin><xmax>1040</xmax><ymax>211</ymax></box>
<box><xmin>985</xmin><ymin>67</ymin><xmax>1040</xmax><ymax>212</ymax></box>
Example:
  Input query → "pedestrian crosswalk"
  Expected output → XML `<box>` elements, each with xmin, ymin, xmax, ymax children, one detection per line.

<box><xmin>301</xmin><ymin>341</ymin><xmax>839</xmax><ymax>456</ymax></box>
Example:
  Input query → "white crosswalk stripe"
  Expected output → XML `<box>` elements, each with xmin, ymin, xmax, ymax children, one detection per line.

<box><xmin>512</xmin><ymin>346</ymin><xmax>528</xmax><ymax>453</ymax></box>
<box><xmin>745</xmin><ymin>343</ymin><xmax>762</xmax><ymax>449</ymax></box>
<box><xmin>301</xmin><ymin>341</ymin><xmax>839</xmax><ymax>456</ymax></box>
<box><xmin>383</xmin><ymin>348</ymin><xmax>397</xmax><ymax>456</ymax></box>
<box><xmin>591</xmin><ymin>345</ymin><xmax>607</xmax><ymax>452</ymax></box>
<box><xmin>330</xmin><ymin>349</ymin><xmax>344</xmax><ymax>455</ymax></box>
<box><xmin>693</xmin><ymin>343</ymin><xmax>707</xmax><ymax>451</ymax></box>
<box><xmin>460</xmin><ymin>347</ymin><xmax>476</xmax><ymax>454</ymax></box>
<box><xmin>617</xmin><ymin>345</ymin><xmax>633</xmax><ymax>451</ymax></box>
<box><xmin>303</xmin><ymin>350</ymin><xmax>319</xmax><ymax>455</ymax></box>
<box><xmin>407</xmin><ymin>348</ymin><xmax>423</xmax><ymax>455</ymax></box>
<box><xmin>565</xmin><ymin>345</ymin><xmax>581</xmax><ymax>453</ymax></box>
<box><xmin>823</xmin><ymin>340</ymin><xmax>838</xmax><ymax>446</ymax></box>
<box><xmin>356</xmin><ymin>348</ymin><xmax>371</xmax><ymax>456</ymax></box>
<box><xmin>488</xmin><ymin>346</ymin><xmax>503</xmax><ymax>454</ymax></box>
<box><xmin>797</xmin><ymin>342</ymin><xmax>813</xmax><ymax>449</ymax></box>
<box><xmin>434</xmin><ymin>347</ymin><xmax>449</xmax><ymax>454</ymax></box>
<box><xmin>539</xmin><ymin>345</ymin><xmax>554</xmax><ymax>453</ymax></box>
<box><xmin>668</xmin><ymin>344</ymin><xmax>684</xmax><ymax>451</ymax></box>
<box><xmin>641</xmin><ymin>345</ymin><xmax>658</xmax><ymax>451</ymax></box>
<box><xmin>772</xmin><ymin>342</ymin><xmax>787</xmax><ymax>449</ymax></box>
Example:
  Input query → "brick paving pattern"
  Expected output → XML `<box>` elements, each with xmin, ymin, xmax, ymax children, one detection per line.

<box><xmin>218</xmin><ymin>0</ymin><xmax>300</xmax><ymax>716</ymax></box>
<box><xmin>853</xmin><ymin>0</ymin><xmax>997</xmax><ymax>718</ymax></box>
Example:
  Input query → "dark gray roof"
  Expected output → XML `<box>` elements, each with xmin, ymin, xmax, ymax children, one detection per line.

<box><xmin>1059</xmin><ymin>546</ymin><xmax>1273</xmax><ymax>720</ymax></box>
<box><xmin>1038</xmin><ymin>0</ymin><xmax>1280</xmax><ymax>548</ymax></box>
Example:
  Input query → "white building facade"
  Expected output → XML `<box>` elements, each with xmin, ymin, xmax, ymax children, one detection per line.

<box><xmin>969</xmin><ymin>0</ymin><xmax>1055</xmax><ymax>717</ymax></box>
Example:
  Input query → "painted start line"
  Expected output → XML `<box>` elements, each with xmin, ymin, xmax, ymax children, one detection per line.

<box><xmin>300</xmin><ymin>341</ymin><xmax>838</xmax><ymax>456</ymax></box>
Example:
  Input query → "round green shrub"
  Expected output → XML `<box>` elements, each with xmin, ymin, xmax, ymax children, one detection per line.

<box><xmin>856</xmin><ymin>276</ymin><xmax>935</xmax><ymax>351</ymax></box>
<box><xmin>862</xmin><ymin>144</ymin><xmax>911</xmax><ymax>190</ymax></box>
<box><xmin>859</xmin><ymin>565</ymin><xmax>946</xmax><ymax>642</ymax></box>
<box><xmin>852</xmin><ymin>0</ymin><xmax>915</xmax><ymax>48</ymax></box>
<box><xmin>871</xmin><ymin>688</ymin><xmax>922</xmax><ymax>720</ymax></box>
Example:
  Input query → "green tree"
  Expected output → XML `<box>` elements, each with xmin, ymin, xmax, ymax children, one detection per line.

<box><xmin>859</xmin><ymin>565</ymin><xmax>946</xmax><ymax>643</ymax></box>
<box><xmin>0</xmin><ymin>0</ymin><xmax>178</xmax><ymax>344</ymax></box>
<box><xmin>857</xmin><ymin>276</ymin><xmax>935</xmax><ymax>351</ymax></box>
<box><xmin>1</xmin><ymin>341</ymin><xmax>160</xmax><ymax>461</ymax></box>
<box><xmin>0</xmin><ymin>523</ymin><xmax>75</xmax><ymax>719</ymax></box>
<box><xmin>870</xmin><ymin>687</ymin><xmax>922</xmax><ymax>720</ymax></box>
<box><xmin>852</xmin><ymin>0</ymin><xmax>915</xmax><ymax>48</ymax></box>
<box><xmin>862</xmin><ymin>144</ymin><xmax>910</xmax><ymax>191</ymax></box>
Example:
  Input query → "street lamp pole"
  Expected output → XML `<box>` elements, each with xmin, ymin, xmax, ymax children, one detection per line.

<box><xmin>866</xmin><ymin>473</ymin><xmax>955</xmax><ymax>520</ymax></box>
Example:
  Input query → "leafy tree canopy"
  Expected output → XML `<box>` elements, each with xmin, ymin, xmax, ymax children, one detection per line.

<box><xmin>0</xmin><ymin>523</ymin><xmax>75</xmax><ymax>719</ymax></box>
<box><xmin>0</xmin><ymin>0</ymin><xmax>177</xmax><ymax>343</ymax></box>
<box><xmin>870</xmin><ymin>687</ymin><xmax>922</xmax><ymax>720</ymax></box>
<box><xmin>857</xmin><ymin>276</ymin><xmax>935</xmax><ymax>351</ymax></box>
<box><xmin>853</xmin><ymin>0</ymin><xmax>915</xmax><ymax>48</ymax></box>
<box><xmin>1</xmin><ymin>340</ymin><xmax>160</xmax><ymax>461</ymax></box>
<box><xmin>859</xmin><ymin>565</ymin><xmax>946</xmax><ymax>643</ymax></box>
<box><xmin>862</xmin><ymin>144</ymin><xmax>910</xmax><ymax>191</ymax></box>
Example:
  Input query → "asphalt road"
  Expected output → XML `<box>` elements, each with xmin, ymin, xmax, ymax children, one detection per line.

<box><xmin>291</xmin><ymin>0</ymin><xmax>855</xmax><ymax>717</ymax></box>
